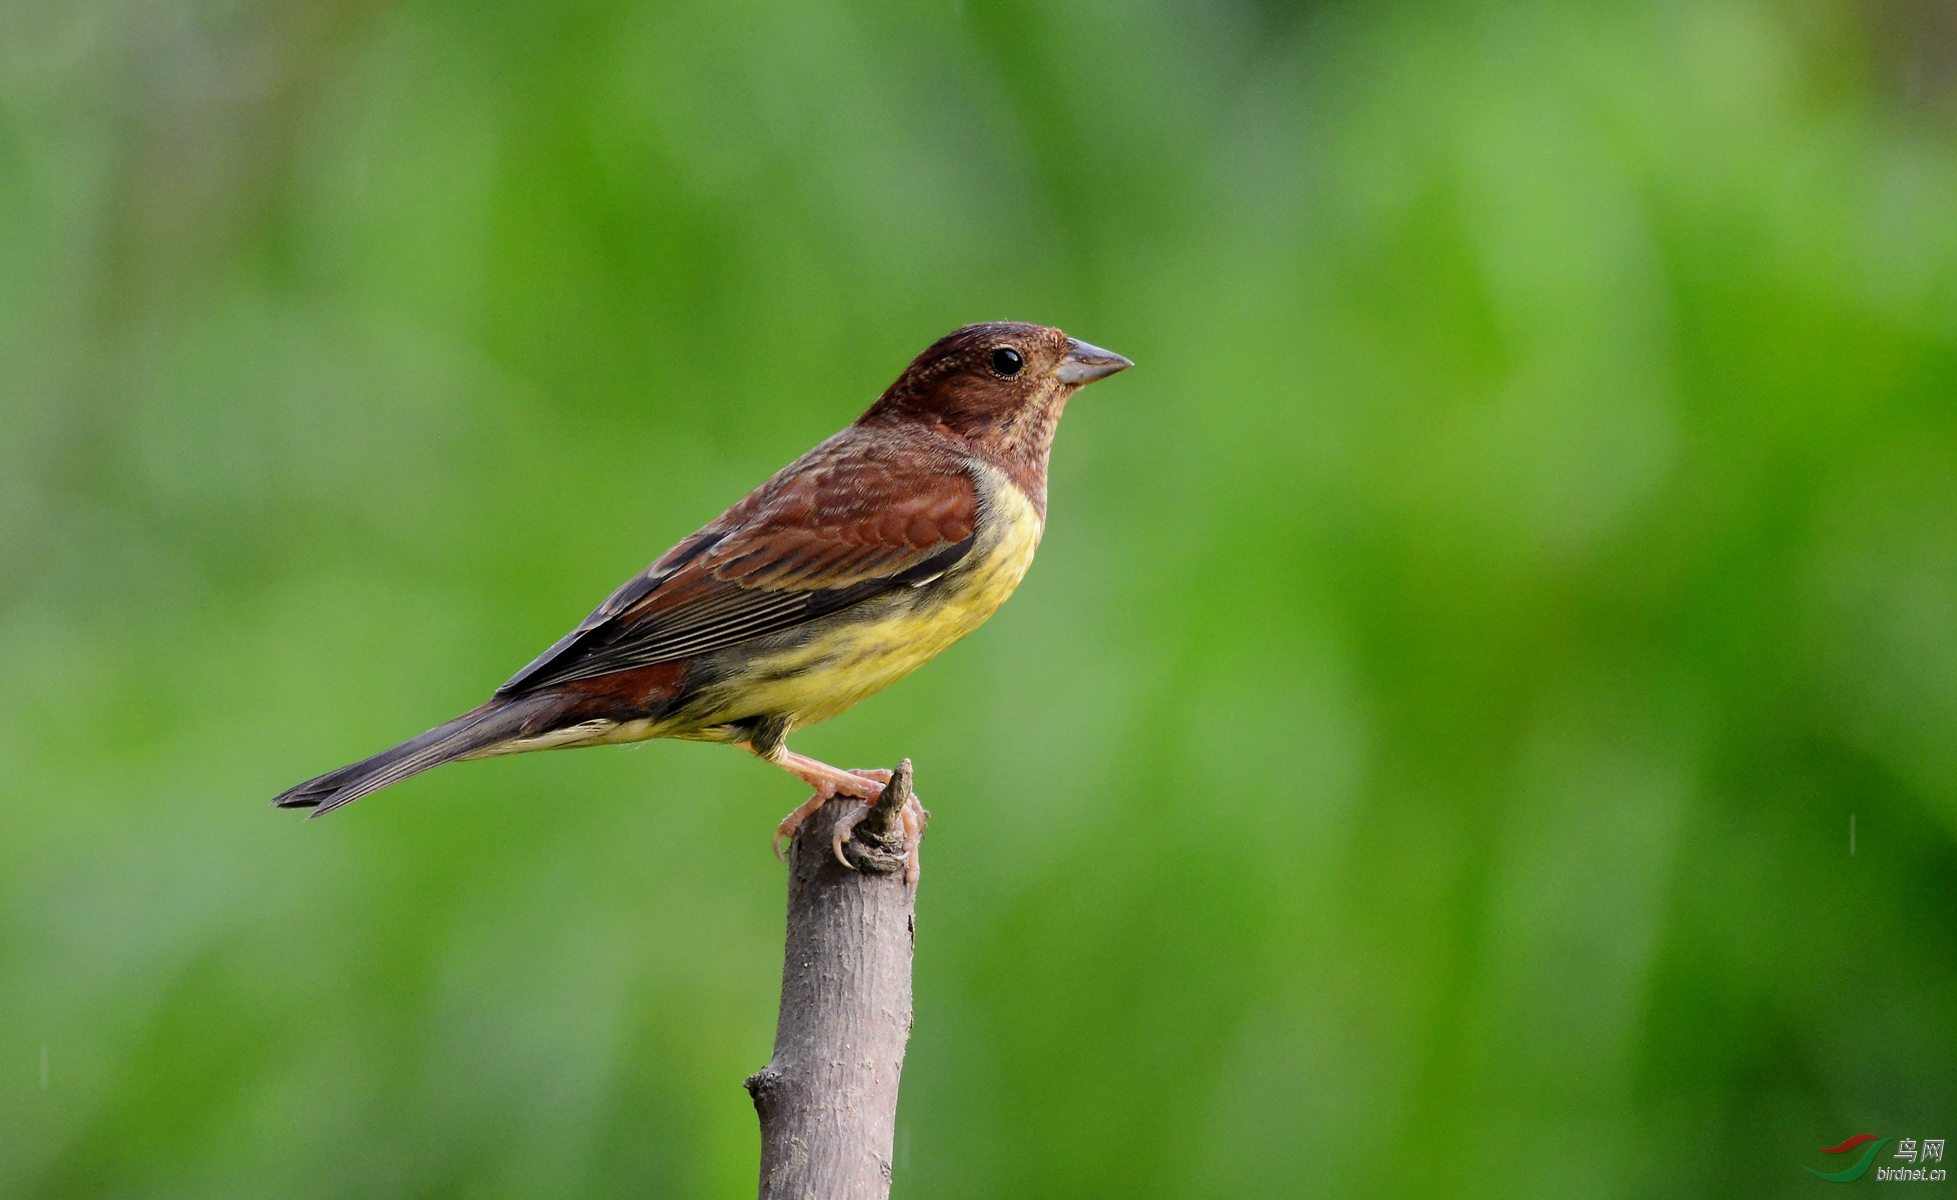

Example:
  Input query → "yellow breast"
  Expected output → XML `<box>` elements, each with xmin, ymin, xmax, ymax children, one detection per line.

<box><xmin>705</xmin><ymin>464</ymin><xmax>1044</xmax><ymax>732</ymax></box>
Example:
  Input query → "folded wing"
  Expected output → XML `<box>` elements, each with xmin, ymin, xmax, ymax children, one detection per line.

<box><xmin>497</xmin><ymin>442</ymin><xmax>979</xmax><ymax>696</ymax></box>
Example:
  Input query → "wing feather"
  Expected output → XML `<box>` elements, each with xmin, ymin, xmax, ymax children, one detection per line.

<box><xmin>496</xmin><ymin>437</ymin><xmax>979</xmax><ymax>696</ymax></box>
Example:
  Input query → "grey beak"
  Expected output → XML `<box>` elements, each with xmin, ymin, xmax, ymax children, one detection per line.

<box><xmin>1054</xmin><ymin>338</ymin><xmax>1133</xmax><ymax>385</ymax></box>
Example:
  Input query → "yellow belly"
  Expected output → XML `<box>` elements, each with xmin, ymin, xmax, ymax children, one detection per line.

<box><xmin>691</xmin><ymin>465</ymin><xmax>1044</xmax><ymax>734</ymax></box>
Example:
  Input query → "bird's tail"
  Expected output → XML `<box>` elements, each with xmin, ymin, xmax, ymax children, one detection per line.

<box><xmin>271</xmin><ymin>694</ymin><xmax>564</xmax><ymax>817</ymax></box>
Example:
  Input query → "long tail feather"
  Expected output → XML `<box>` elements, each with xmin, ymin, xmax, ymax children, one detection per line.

<box><xmin>271</xmin><ymin>694</ymin><xmax>563</xmax><ymax>817</ymax></box>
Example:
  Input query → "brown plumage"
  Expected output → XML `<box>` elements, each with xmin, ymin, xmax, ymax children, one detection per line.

<box><xmin>272</xmin><ymin>321</ymin><xmax>1131</xmax><ymax>869</ymax></box>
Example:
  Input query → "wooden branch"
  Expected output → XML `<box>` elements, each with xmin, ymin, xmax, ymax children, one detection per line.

<box><xmin>746</xmin><ymin>760</ymin><xmax>924</xmax><ymax>1200</ymax></box>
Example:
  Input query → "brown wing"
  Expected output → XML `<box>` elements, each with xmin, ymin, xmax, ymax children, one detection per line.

<box><xmin>495</xmin><ymin>437</ymin><xmax>978</xmax><ymax>696</ymax></box>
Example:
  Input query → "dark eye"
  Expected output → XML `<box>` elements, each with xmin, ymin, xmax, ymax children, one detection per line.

<box><xmin>989</xmin><ymin>347</ymin><xmax>1024</xmax><ymax>377</ymax></box>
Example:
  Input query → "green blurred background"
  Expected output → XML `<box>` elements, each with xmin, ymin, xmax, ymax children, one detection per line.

<box><xmin>4</xmin><ymin>0</ymin><xmax>1955</xmax><ymax>1195</ymax></box>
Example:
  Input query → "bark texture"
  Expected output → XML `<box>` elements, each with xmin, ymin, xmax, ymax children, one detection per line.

<box><xmin>746</xmin><ymin>760</ymin><xmax>922</xmax><ymax>1200</ymax></box>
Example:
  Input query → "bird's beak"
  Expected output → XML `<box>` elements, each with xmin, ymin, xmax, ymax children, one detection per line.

<box><xmin>1054</xmin><ymin>338</ymin><xmax>1133</xmax><ymax>385</ymax></box>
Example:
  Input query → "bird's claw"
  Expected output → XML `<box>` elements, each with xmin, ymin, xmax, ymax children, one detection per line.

<box><xmin>831</xmin><ymin>783</ymin><xmax>928</xmax><ymax>886</ymax></box>
<box><xmin>772</xmin><ymin>769</ymin><xmax>885</xmax><ymax>861</ymax></box>
<box><xmin>773</xmin><ymin>779</ymin><xmax>839</xmax><ymax>861</ymax></box>
<box><xmin>767</xmin><ymin>758</ymin><xmax>923</xmax><ymax>882</ymax></box>
<box><xmin>830</xmin><ymin>801</ymin><xmax>873</xmax><ymax>867</ymax></box>
<box><xmin>830</xmin><ymin>767</ymin><xmax>899</xmax><ymax>868</ymax></box>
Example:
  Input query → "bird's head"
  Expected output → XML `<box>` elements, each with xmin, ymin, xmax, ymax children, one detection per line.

<box><xmin>859</xmin><ymin>322</ymin><xmax>1131</xmax><ymax>467</ymax></box>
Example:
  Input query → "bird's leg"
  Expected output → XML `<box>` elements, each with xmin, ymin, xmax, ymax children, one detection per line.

<box><xmin>751</xmin><ymin>744</ymin><xmax>887</xmax><ymax>860</ymax></box>
<box><xmin>750</xmin><ymin>746</ymin><xmax>926</xmax><ymax>877</ymax></box>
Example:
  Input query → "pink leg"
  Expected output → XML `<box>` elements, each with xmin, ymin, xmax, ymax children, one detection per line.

<box><xmin>752</xmin><ymin>748</ymin><xmax>926</xmax><ymax>879</ymax></box>
<box><xmin>769</xmin><ymin>750</ymin><xmax>890</xmax><ymax>801</ymax></box>
<box><xmin>756</xmin><ymin>747</ymin><xmax>887</xmax><ymax>861</ymax></box>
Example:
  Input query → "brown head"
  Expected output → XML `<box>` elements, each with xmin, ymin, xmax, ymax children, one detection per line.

<box><xmin>858</xmin><ymin>321</ymin><xmax>1131</xmax><ymax>504</ymax></box>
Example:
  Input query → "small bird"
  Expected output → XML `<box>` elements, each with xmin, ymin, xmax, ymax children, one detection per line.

<box><xmin>273</xmin><ymin>321</ymin><xmax>1130</xmax><ymax>872</ymax></box>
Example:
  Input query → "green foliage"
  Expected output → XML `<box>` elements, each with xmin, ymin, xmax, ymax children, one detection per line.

<box><xmin>3</xmin><ymin>1</ymin><xmax>1954</xmax><ymax>1195</ymax></box>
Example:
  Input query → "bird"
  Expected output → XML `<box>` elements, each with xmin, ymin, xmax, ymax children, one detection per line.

<box><xmin>272</xmin><ymin>321</ymin><xmax>1131</xmax><ymax>875</ymax></box>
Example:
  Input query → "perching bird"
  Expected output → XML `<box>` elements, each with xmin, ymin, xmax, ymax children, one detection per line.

<box><xmin>273</xmin><ymin>321</ymin><xmax>1130</xmax><ymax>871</ymax></box>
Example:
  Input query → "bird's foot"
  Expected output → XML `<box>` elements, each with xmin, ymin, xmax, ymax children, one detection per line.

<box><xmin>770</xmin><ymin>763</ymin><xmax>885</xmax><ymax>861</ymax></box>
<box><xmin>772</xmin><ymin>791</ymin><xmax>828</xmax><ymax>862</ymax></box>
<box><xmin>762</xmin><ymin>750</ymin><xmax>926</xmax><ymax>881</ymax></box>
<box><xmin>831</xmin><ymin>771</ymin><xmax>928</xmax><ymax>886</ymax></box>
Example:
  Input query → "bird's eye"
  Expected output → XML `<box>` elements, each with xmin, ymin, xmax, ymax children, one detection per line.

<box><xmin>989</xmin><ymin>347</ymin><xmax>1024</xmax><ymax>377</ymax></box>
